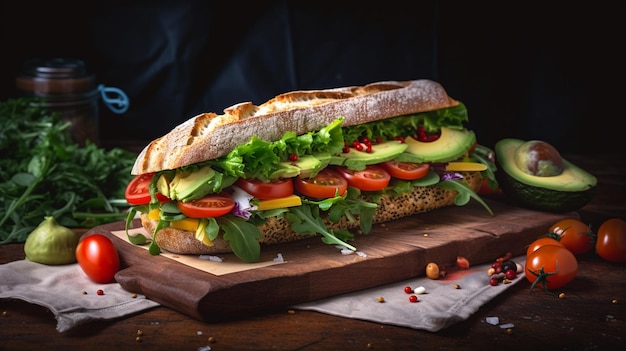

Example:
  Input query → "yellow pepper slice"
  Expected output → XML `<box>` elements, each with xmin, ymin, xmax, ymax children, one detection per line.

<box><xmin>256</xmin><ymin>194</ymin><xmax>302</xmax><ymax>211</ymax></box>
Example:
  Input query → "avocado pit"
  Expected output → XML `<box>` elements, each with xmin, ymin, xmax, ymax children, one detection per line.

<box><xmin>514</xmin><ymin>140</ymin><xmax>564</xmax><ymax>177</ymax></box>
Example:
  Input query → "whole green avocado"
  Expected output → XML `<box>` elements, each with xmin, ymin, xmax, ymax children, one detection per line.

<box><xmin>495</xmin><ymin>138</ymin><xmax>597</xmax><ymax>212</ymax></box>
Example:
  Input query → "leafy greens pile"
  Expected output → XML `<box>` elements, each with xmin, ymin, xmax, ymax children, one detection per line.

<box><xmin>0</xmin><ymin>98</ymin><xmax>137</xmax><ymax>244</ymax></box>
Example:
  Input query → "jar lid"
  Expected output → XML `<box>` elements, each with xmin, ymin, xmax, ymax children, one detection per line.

<box><xmin>16</xmin><ymin>58</ymin><xmax>96</xmax><ymax>95</ymax></box>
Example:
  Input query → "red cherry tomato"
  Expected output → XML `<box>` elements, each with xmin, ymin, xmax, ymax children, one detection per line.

<box><xmin>549</xmin><ymin>218</ymin><xmax>595</xmax><ymax>255</ymax></box>
<box><xmin>334</xmin><ymin>165</ymin><xmax>391</xmax><ymax>191</ymax></box>
<box><xmin>379</xmin><ymin>161</ymin><xmax>429</xmax><ymax>180</ymax></box>
<box><xmin>76</xmin><ymin>234</ymin><xmax>120</xmax><ymax>284</ymax></box>
<box><xmin>177</xmin><ymin>192</ymin><xmax>235</xmax><ymax>218</ymax></box>
<box><xmin>236</xmin><ymin>178</ymin><xmax>294</xmax><ymax>200</ymax></box>
<box><xmin>125</xmin><ymin>173</ymin><xmax>169</xmax><ymax>205</ymax></box>
<box><xmin>294</xmin><ymin>168</ymin><xmax>348</xmax><ymax>199</ymax></box>
<box><xmin>526</xmin><ymin>237</ymin><xmax>564</xmax><ymax>258</ymax></box>
<box><xmin>595</xmin><ymin>218</ymin><xmax>626</xmax><ymax>263</ymax></box>
<box><xmin>477</xmin><ymin>176</ymin><xmax>500</xmax><ymax>195</ymax></box>
<box><xmin>525</xmin><ymin>244</ymin><xmax>578</xmax><ymax>291</ymax></box>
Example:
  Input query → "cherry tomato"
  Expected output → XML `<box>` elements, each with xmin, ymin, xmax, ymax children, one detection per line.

<box><xmin>334</xmin><ymin>165</ymin><xmax>391</xmax><ymax>191</ymax></box>
<box><xmin>477</xmin><ymin>176</ymin><xmax>500</xmax><ymax>195</ymax></box>
<box><xmin>549</xmin><ymin>218</ymin><xmax>595</xmax><ymax>255</ymax></box>
<box><xmin>76</xmin><ymin>234</ymin><xmax>120</xmax><ymax>284</ymax></box>
<box><xmin>525</xmin><ymin>244</ymin><xmax>578</xmax><ymax>291</ymax></box>
<box><xmin>526</xmin><ymin>237</ymin><xmax>564</xmax><ymax>257</ymax></box>
<box><xmin>379</xmin><ymin>161</ymin><xmax>429</xmax><ymax>180</ymax></box>
<box><xmin>125</xmin><ymin>173</ymin><xmax>169</xmax><ymax>205</ymax></box>
<box><xmin>595</xmin><ymin>218</ymin><xmax>626</xmax><ymax>263</ymax></box>
<box><xmin>177</xmin><ymin>192</ymin><xmax>235</xmax><ymax>218</ymax></box>
<box><xmin>236</xmin><ymin>177</ymin><xmax>294</xmax><ymax>200</ymax></box>
<box><xmin>294</xmin><ymin>168</ymin><xmax>348</xmax><ymax>199</ymax></box>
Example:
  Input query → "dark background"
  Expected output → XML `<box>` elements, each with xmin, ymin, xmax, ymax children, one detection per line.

<box><xmin>1</xmin><ymin>1</ymin><xmax>623</xmax><ymax>155</ymax></box>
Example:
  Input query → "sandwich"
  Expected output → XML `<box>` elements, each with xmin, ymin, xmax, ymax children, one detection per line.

<box><xmin>124</xmin><ymin>79</ymin><xmax>497</xmax><ymax>263</ymax></box>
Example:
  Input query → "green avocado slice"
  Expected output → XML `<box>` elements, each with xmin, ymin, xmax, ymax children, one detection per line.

<box><xmin>404</xmin><ymin>127</ymin><xmax>476</xmax><ymax>163</ymax></box>
<box><xmin>333</xmin><ymin>140</ymin><xmax>408</xmax><ymax>171</ymax></box>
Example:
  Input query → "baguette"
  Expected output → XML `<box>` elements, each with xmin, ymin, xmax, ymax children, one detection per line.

<box><xmin>127</xmin><ymin>79</ymin><xmax>492</xmax><ymax>261</ymax></box>
<box><xmin>132</xmin><ymin>80</ymin><xmax>458</xmax><ymax>175</ymax></box>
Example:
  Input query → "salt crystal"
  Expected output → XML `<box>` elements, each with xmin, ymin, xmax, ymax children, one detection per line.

<box><xmin>486</xmin><ymin>316</ymin><xmax>499</xmax><ymax>325</ymax></box>
<box><xmin>198</xmin><ymin>255</ymin><xmax>223</xmax><ymax>262</ymax></box>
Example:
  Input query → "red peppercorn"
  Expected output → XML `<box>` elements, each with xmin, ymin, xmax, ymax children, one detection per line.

<box><xmin>97</xmin><ymin>289</ymin><xmax>104</xmax><ymax>295</ymax></box>
<box><xmin>404</xmin><ymin>286</ymin><xmax>413</xmax><ymax>294</ymax></box>
<box><xmin>289</xmin><ymin>154</ymin><xmax>298</xmax><ymax>161</ymax></box>
<box><xmin>409</xmin><ymin>295</ymin><xmax>419</xmax><ymax>303</ymax></box>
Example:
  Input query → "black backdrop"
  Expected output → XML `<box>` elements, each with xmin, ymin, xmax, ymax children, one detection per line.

<box><xmin>1</xmin><ymin>1</ymin><xmax>623</xmax><ymax>155</ymax></box>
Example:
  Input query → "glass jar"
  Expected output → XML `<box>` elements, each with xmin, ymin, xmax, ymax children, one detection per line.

<box><xmin>15</xmin><ymin>58</ymin><xmax>101</xmax><ymax>146</ymax></box>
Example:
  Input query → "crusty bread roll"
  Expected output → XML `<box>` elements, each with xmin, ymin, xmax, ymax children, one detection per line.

<box><xmin>143</xmin><ymin>172</ymin><xmax>483</xmax><ymax>255</ymax></box>
<box><xmin>131</xmin><ymin>80</ymin><xmax>459</xmax><ymax>175</ymax></box>
<box><xmin>130</xmin><ymin>79</ymin><xmax>484</xmax><ymax>256</ymax></box>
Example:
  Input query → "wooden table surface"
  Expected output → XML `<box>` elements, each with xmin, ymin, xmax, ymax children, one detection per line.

<box><xmin>1</xmin><ymin>154</ymin><xmax>625</xmax><ymax>351</ymax></box>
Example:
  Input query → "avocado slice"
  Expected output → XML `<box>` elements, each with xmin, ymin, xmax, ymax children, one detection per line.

<box><xmin>495</xmin><ymin>138</ymin><xmax>597</xmax><ymax>212</ymax></box>
<box><xmin>332</xmin><ymin>140</ymin><xmax>408</xmax><ymax>171</ymax></box>
<box><xmin>169</xmin><ymin>166</ymin><xmax>216</xmax><ymax>201</ymax></box>
<box><xmin>272</xmin><ymin>153</ymin><xmax>330</xmax><ymax>179</ymax></box>
<box><xmin>404</xmin><ymin>127</ymin><xmax>476</xmax><ymax>163</ymax></box>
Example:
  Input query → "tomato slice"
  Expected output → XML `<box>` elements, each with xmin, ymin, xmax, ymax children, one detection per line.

<box><xmin>379</xmin><ymin>161</ymin><xmax>429</xmax><ymax>180</ymax></box>
<box><xmin>177</xmin><ymin>192</ymin><xmax>235</xmax><ymax>218</ymax></box>
<box><xmin>334</xmin><ymin>165</ymin><xmax>391</xmax><ymax>191</ymax></box>
<box><xmin>125</xmin><ymin>173</ymin><xmax>169</xmax><ymax>205</ymax></box>
<box><xmin>294</xmin><ymin>168</ymin><xmax>348</xmax><ymax>199</ymax></box>
<box><xmin>236</xmin><ymin>178</ymin><xmax>294</xmax><ymax>200</ymax></box>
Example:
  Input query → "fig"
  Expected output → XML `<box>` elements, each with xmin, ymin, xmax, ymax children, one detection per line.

<box><xmin>24</xmin><ymin>216</ymin><xmax>79</xmax><ymax>265</ymax></box>
<box><xmin>514</xmin><ymin>140</ymin><xmax>564</xmax><ymax>177</ymax></box>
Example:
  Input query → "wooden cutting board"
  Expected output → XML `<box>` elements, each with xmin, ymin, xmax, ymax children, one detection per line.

<box><xmin>90</xmin><ymin>198</ymin><xmax>577</xmax><ymax>321</ymax></box>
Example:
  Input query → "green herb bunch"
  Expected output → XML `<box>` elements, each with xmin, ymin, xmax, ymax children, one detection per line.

<box><xmin>0</xmin><ymin>98</ymin><xmax>137</xmax><ymax>244</ymax></box>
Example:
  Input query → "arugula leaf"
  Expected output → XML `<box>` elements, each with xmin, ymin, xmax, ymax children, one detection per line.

<box><xmin>0</xmin><ymin>98</ymin><xmax>137</xmax><ymax>244</ymax></box>
<box><xmin>437</xmin><ymin>179</ymin><xmax>494</xmax><ymax>216</ymax></box>
<box><xmin>286</xmin><ymin>204</ymin><xmax>357</xmax><ymax>251</ymax></box>
<box><xmin>217</xmin><ymin>215</ymin><xmax>262</xmax><ymax>263</ymax></box>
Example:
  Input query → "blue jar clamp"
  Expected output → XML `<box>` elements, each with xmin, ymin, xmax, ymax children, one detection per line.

<box><xmin>98</xmin><ymin>84</ymin><xmax>130</xmax><ymax>114</ymax></box>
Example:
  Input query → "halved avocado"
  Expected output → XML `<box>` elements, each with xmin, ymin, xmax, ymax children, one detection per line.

<box><xmin>495</xmin><ymin>138</ymin><xmax>597</xmax><ymax>212</ymax></box>
<box><xmin>404</xmin><ymin>127</ymin><xmax>476</xmax><ymax>163</ymax></box>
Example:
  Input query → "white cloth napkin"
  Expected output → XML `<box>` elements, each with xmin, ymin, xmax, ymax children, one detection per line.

<box><xmin>293</xmin><ymin>257</ymin><xmax>526</xmax><ymax>332</ymax></box>
<box><xmin>0</xmin><ymin>260</ymin><xmax>160</xmax><ymax>332</ymax></box>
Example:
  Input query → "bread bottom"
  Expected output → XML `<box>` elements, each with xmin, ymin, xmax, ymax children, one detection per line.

<box><xmin>141</xmin><ymin>172</ymin><xmax>483</xmax><ymax>254</ymax></box>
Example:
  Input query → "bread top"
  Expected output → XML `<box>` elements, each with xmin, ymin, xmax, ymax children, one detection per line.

<box><xmin>131</xmin><ymin>79</ymin><xmax>459</xmax><ymax>175</ymax></box>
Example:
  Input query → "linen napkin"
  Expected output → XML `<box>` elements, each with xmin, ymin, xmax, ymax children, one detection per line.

<box><xmin>0</xmin><ymin>260</ymin><xmax>160</xmax><ymax>332</ymax></box>
<box><xmin>293</xmin><ymin>257</ymin><xmax>525</xmax><ymax>332</ymax></box>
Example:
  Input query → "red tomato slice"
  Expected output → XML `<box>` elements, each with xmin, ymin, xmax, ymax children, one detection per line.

<box><xmin>125</xmin><ymin>173</ymin><xmax>169</xmax><ymax>205</ymax></box>
<box><xmin>294</xmin><ymin>168</ymin><xmax>348</xmax><ymax>199</ymax></box>
<box><xmin>236</xmin><ymin>178</ymin><xmax>294</xmax><ymax>200</ymax></box>
<box><xmin>379</xmin><ymin>161</ymin><xmax>429</xmax><ymax>180</ymax></box>
<box><xmin>335</xmin><ymin>165</ymin><xmax>391</xmax><ymax>191</ymax></box>
<box><xmin>177</xmin><ymin>192</ymin><xmax>235</xmax><ymax>218</ymax></box>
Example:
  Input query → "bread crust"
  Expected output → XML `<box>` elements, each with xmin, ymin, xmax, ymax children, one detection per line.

<box><xmin>142</xmin><ymin>172</ymin><xmax>482</xmax><ymax>255</ymax></box>
<box><xmin>131</xmin><ymin>80</ymin><xmax>458</xmax><ymax>175</ymax></box>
